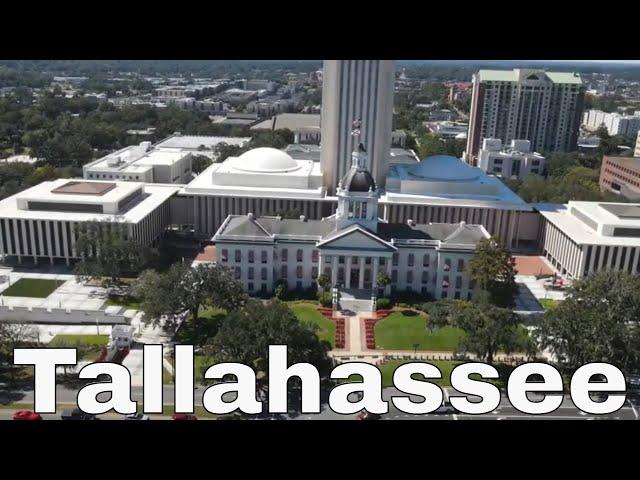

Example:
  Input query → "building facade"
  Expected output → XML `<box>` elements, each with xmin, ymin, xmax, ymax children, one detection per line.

<box><xmin>320</xmin><ymin>60</ymin><xmax>395</xmax><ymax>192</ymax></box>
<box><xmin>599</xmin><ymin>155</ymin><xmax>640</xmax><ymax>200</ymax></box>
<box><xmin>465</xmin><ymin>69</ymin><xmax>585</xmax><ymax>162</ymax></box>
<box><xmin>0</xmin><ymin>180</ymin><xmax>177</xmax><ymax>265</ymax></box>
<box><xmin>477</xmin><ymin>139</ymin><xmax>546</xmax><ymax>179</ymax></box>
<box><xmin>583</xmin><ymin>109</ymin><xmax>640</xmax><ymax>138</ymax></box>
<box><xmin>537</xmin><ymin>202</ymin><xmax>640</xmax><ymax>279</ymax></box>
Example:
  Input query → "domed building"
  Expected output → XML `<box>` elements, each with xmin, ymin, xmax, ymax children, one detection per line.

<box><xmin>213</xmin><ymin>144</ymin><xmax>490</xmax><ymax>310</ymax></box>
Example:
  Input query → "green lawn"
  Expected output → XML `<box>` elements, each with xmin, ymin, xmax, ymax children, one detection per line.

<box><xmin>343</xmin><ymin>360</ymin><xmax>461</xmax><ymax>387</ymax></box>
<box><xmin>289</xmin><ymin>303</ymin><xmax>335</xmax><ymax>348</ymax></box>
<box><xmin>49</xmin><ymin>334</ymin><xmax>109</xmax><ymax>360</ymax></box>
<box><xmin>374</xmin><ymin>311</ymin><xmax>464</xmax><ymax>351</ymax></box>
<box><xmin>538</xmin><ymin>298</ymin><xmax>560</xmax><ymax>310</ymax></box>
<box><xmin>2</xmin><ymin>278</ymin><xmax>64</xmax><ymax>298</ymax></box>
<box><xmin>106</xmin><ymin>295</ymin><xmax>142</xmax><ymax>310</ymax></box>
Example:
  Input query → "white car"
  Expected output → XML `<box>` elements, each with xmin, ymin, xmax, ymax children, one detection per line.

<box><xmin>433</xmin><ymin>400</ymin><xmax>456</xmax><ymax>414</ymax></box>
<box><xmin>124</xmin><ymin>413</ymin><xmax>150</xmax><ymax>421</ymax></box>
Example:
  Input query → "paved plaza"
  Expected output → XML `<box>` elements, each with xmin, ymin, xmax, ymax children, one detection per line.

<box><xmin>0</xmin><ymin>269</ymin><xmax>108</xmax><ymax>310</ymax></box>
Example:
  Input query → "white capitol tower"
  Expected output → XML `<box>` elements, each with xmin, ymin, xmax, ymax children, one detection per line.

<box><xmin>320</xmin><ymin>60</ymin><xmax>396</xmax><ymax>193</ymax></box>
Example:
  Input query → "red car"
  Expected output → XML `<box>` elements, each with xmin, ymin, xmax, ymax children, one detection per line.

<box><xmin>13</xmin><ymin>410</ymin><xmax>42</xmax><ymax>421</ymax></box>
<box><xmin>356</xmin><ymin>411</ymin><xmax>381</xmax><ymax>421</ymax></box>
<box><xmin>172</xmin><ymin>413</ymin><xmax>198</xmax><ymax>421</ymax></box>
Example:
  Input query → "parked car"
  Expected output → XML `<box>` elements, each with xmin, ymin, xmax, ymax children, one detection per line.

<box><xmin>433</xmin><ymin>400</ymin><xmax>457</xmax><ymax>414</ymax></box>
<box><xmin>13</xmin><ymin>410</ymin><xmax>42</xmax><ymax>421</ymax></box>
<box><xmin>124</xmin><ymin>413</ymin><xmax>150</xmax><ymax>421</ymax></box>
<box><xmin>356</xmin><ymin>411</ymin><xmax>382</xmax><ymax>420</ymax></box>
<box><xmin>172</xmin><ymin>413</ymin><xmax>198</xmax><ymax>421</ymax></box>
<box><xmin>60</xmin><ymin>409</ymin><xmax>98</xmax><ymax>421</ymax></box>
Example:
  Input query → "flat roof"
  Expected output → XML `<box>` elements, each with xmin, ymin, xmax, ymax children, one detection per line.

<box><xmin>251</xmin><ymin>113</ymin><xmax>320</xmax><ymax>131</ymax></box>
<box><xmin>477</xmin><ymin>69</ymin><xmax>583</xmax><ymax>85</ymax></box>
<box><xmin>0</xmin><ymin>179</ymin><xmax>179</xmax><ymax>224</ymax></box>
<box><xmin>154</xmin><ymin>135</ymin><xmax>250</xmax><ymax>150</ymax></box>
<box><xmin>536</xmin><ymin>202</ymin><xmax>640</xmax><ymax>246</ymax></box>
<box><xmin>51</xmin><ymin>181</ymin><xmax>116</xmax><ymax>196</ymax></box>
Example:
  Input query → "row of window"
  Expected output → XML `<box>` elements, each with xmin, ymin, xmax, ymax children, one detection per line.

<box><xmin>221</xmin><ymin>248</ymin><xmax>320</xmax><ymax>264</ymax></box>
<box><xmin>87</xmin><ymin>173</ymin><xmax>141</xmax><ymax>181</ymax></box>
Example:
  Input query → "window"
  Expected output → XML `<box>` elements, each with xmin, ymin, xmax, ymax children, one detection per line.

<box><xmin>261</xmin><ymin>268</ymin><xmax>267</xmax><ymax>281</ymax></box>
<box><xmin>281</xmin><ymin>265</ymin><xmax>287</xmax><ymax>279</ymax></box>
<box><xmin>312</xmin><ymin>266</ymin><xmax>318</xmax><ymax>278</ymax></box>
<box><xmin>296</xmin><ymin>266</ymin><xmax>303</xmax><ymax>279</ymax></box>
<box><xmin>261</xmin><ymin>250</ymin><xmax>268</xmax><ymax>264</ymax></box>
<box><xmin>423</xmin><ymin>254</ymin><xmax>430</xmax><ymax>267</ymax></box>
<box><xmin>392</xmin><ymin>253</ymin><xmax>399</xmax><ymax>266</ymax></box>
<box><xmin>339</xmin><ymin>256</ymin><xmax>345</xmax><ymax>264</ymax></box>
<box><xmin>248</xmin><ymin>251</ymin><xmax>255</xmax><ymax>264</ymax></box>
<box><xmin>221</xmin><ymin>249</ymin><xmax>228</xmax><ymax>262</ymax></box>
<box><xmin>444</xmin><ymin>259</ymin><xmax>451</xmax><ymax>271</ymax></box>
<box><xmin>422</xmin><ymin>271</ymin><xmax>429</xmax><ymax>283</ymax></box>
<box><xmin>235</xmin><ymin>250</ymin><xmax>241</xmax><ymax>262</ymax></box>
<box><xmin>312</xmin><ymin>250</ymin><xmax>319</xmax><ymax>263</ymax></box>
<box><xmin>248</xmin><ymin>282</ymin><xmax>254</xmax><ymax>291</ymax></box>
<box><xmin>234</xmin><ymin>267</ymin><xmax>241</xmax><ymax>279</ymax></box>
<box><xmin>281</xmin><ymin>249</ymin><xmax>288</xmax><ymax>262</ymax></box>
<box><xmin>297</xmin><ymin>249</ymin><xmax>303</xmax><ymax>262</ymax></box>
<box><xmin>441</xmin><ymin>291</ymin><xmax>448</xmax><ymax>299</ymax></box>
<box><xmin>392</xmin><ymin>270</ymin><xmax>398</xmax><ymax>282</ymax></box>
<box><xmin>407</xmin><ymin>254</ymin><xmax>414</xmax><ymax>267</ymax></box>
<box><xmin>455</xmin><ymin>276</ymin><xmax>462</xmax><ymax>289</ymax></box>
<box><xmin>457</xmin><ymin>259</ymin><xmax>464</xmax><ymax>271</ymax></box>
<box><xmin>454</xmin><ymin>291</ymin><xmax>461</xmax><ymax>300</ymax></box>
<box><xmin>406</xmin><ymin>270</ymin><xmax>413</xmax><ymax>283</ymax></box>
<box><xmin>248</xmin><ymin>267</ymin><xmax>254</xmax><ymax>280</ymax></box>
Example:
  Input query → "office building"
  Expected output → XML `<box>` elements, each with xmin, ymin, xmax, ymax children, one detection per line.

<box><xmin>0</xmin><ymin>179</ymin><xmax>178</xmax><ymax>265</ymax></box>
<box><xmin>537</xmin><ymin>201</ymin><xmax>640</xmax><ymax>279</ymax></box>
<box><xmin>583</xmin><ymin>109</ymin><xmax>640</xmax><ymax>138</ymax></box>
<box><xmin>465</xmin><ymin>69</ymin><xmax>585</xmax><ymax>162</ymax></box>
<box><xmin>320</xmin><ymin>60</ymin><xmax>396</xmax><ymax>192</ymax></box>
<box><xmin>599</xmin><ymin>155</ymin><xmax>640</xmax><ymax>200</ymax></box>
<box><xmin>477</xmin><ymin>139</ymin><xmax>546</xmax><ymax>179</ymax></box>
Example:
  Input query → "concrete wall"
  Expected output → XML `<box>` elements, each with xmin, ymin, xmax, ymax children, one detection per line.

<box><xmin>0</xmin><ymin>305</ymin><xmax>128</xmax><ymax>324</ymax></box>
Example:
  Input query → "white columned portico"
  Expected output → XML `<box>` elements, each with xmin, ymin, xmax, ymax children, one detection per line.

<box><xmin>385</xmin><ymin>256</ymin><xmax>392</xmax><ymax>296</ymax></box>
<box><xmin>345</xmin><ymin>255</ymin><xmax>352</xmax><ymax>288</ymax></box>
<box><xmin>331</xmin><ymin>255</ymin><xmax>338</xmax><ymax>286</ymax></box>
<box><xmin>358</xmin><ymin>256</ymin><xmax>365</xmax><ymax>289</ymax></box>
<box><xmin>373</xmin><ymin>256</ymin><xmax>379</xmax><ymax>291</ymax></box>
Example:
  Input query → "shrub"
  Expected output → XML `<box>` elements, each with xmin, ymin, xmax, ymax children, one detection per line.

<box><xmin>319</xmin><ymin>291</ymin><xmax>333</xmax><ymax>308</ymax></box>
<box><xmin>376</xmin><ymin>297</ymin><xmax>392</xmax><ymax>310</ymax></box>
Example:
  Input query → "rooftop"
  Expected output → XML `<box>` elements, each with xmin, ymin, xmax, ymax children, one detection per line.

<box><xmin>477</xmin><ymin>69</ymin><xmax>583</xmax><ymax>85</ymax></box>
<box><xmin>154</xmin><ymin>135</ymin><xmax>250</xmax><ymax>150</ymax></box>
<box><xmin>251</xmin><ymin>113</ymin><xmax>321</xmax><ymax>132</ymax></box>
<box><xmin>51</xmin><ymin>181</ymin><xmax>116</xmax><ymax>196</ymax></box>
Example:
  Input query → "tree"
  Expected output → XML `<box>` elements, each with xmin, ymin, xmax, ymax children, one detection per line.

<box><xmin>134</xmin><ymin>263</ymin><xmax>247</xmax><ymax>327</ymax></box>
<box><xmin>191</xmin><ymin>154</ymin><xmax>212</xmax><ymax>174</ymax></box>
<box><xmin>422</xmin><ymin>298</ymin><xmax>470</xmax><ymax>331</ymax></box>
<box><xmin>468</xmin><ymin>237</ymin><xmax>518</xmax><ymax>307</ymax></box>
<box><xmin>206</xmin><ymin>300</ymin><xmax>332</xmax><ymax>392</ymax></box>
<box><xmin>376</xmin><ymin>270</ymin><xmax>391</xmax><ymax>291</ymax></box>
<box><xmin>74</xmin><ymin>220</ymin><xmax>156</xmax><ymax>288</ymax></box>
<box><xmin>536</xmin><ymin>271</ymin><xmax>640</xmax><ymax>372</ymax></box>
<box><xmin>317</xmin><ymin>273</ymin><xmax>331</xmax><ymax>291</ymax></box>
<box><xmin>0</xmin><ymin>323</ymin><xmax>39</xmax><ymax>383</ymax></box>
<box><xmin>449</xmin><ymin>297</ymin><xmax>525</xmax><ymax>363</ymax></box>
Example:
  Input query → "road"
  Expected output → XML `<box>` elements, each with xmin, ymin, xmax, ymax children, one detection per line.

<box><xmin>2</xmin><ymin>385</ymin><xmax>638</xmax><ymax>421</ymax></box>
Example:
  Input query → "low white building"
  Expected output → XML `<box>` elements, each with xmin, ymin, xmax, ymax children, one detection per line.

<box><xmin>537</xmin><ymin>201</ymin><xmax>640</xmax><ymax>279</ymax></box>
<box><xmin>635</xmin><ymin>131</ymin><xmax>640</xmax><ymax>157</ymax></box>
<box><xmin>83</xmin><ymin>142</ymin><xmax>193</xmax><ymax>184</ymax></box>
<box><xmin>477</xmin><ymin>139</ymin><xmax>545</xmax><ymax>179</ymax></box>
<box><xmin>0</xmin><ymin>179</ymin><xmax>178</xmax><ymax>265</ymax></box>
<box><xmin>213</xmin><ymin>146</ymin><xmax>489</xmax><ymax>303</ymax></box>
<box><xmin>153</xmin><ymin>134</ymin><xmax>251</xmax><ymax>160</ymax></box>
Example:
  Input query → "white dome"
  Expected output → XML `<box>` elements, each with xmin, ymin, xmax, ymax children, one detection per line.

<box><xmin>232</xmin><ymin>147</ymin><xmax>300</xmax><ymax>173</ymax></box>
<box><xmin>409</xmin><ymin>155</ymin><xmax>481</xmax><ymax>182</ymax></box>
